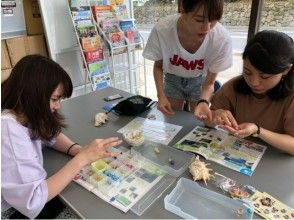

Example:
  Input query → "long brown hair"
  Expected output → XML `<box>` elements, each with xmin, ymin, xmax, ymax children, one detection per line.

<box><xmin>2</xmin><ymin>55</ymin><xmax>73</xmax><ymax>140</ymax></box>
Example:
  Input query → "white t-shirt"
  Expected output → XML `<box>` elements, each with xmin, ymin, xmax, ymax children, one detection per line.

<box><xmin>143</xmin><ymin>14</ymin><xmax>232</xmax><ymax>78</ymax></box>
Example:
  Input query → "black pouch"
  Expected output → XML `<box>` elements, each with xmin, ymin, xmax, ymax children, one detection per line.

<box><xmin>109</xmin><ymin>95</ymin><xmax>155</xmax><ymax>116</ymax></box>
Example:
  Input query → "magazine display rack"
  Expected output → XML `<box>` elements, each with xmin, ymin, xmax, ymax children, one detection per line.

<box><xmin>91</xmin><ymin>1</ymin><xmax>147</xmax><ymax>94</ymax></box>
<box><xmin>68</xmin><ymin>0</ymin><xmax>147</xmax><ymax>94</ymax></box>
<box><xmin>69</xmin><ymin>0</ymin><xmax>111</xmax><ymax>90</ymax></box>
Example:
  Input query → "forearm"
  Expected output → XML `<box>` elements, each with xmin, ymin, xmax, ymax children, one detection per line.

<box><xmin>153</xmin><ymin>61</ymin><xmax>165</xmax><ymax>98</ymax></box>
<box><xmin>46</xmin><ymin>153</ymin><xmax>88</xmax><ymax>201</ymax></box>
<box><xmin>258</xmin><ymin>127</ymin><xmax>294</xmax><ymax>155</ymax></box>
<box><xmin>53</xmin><ymin>133</ymin><xmax>82</xmax><ymax>156</ymax></box>
<box><xmin>200</xmin><ymin>72</ymin><xmax>217</xmax><ymax>101</ymax></box>
<box><xmin>200</xmin><ymin>83</ymin><xmax>214</xmax><ymax>100</ymax></box>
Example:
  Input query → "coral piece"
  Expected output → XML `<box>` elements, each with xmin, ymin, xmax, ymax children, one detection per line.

<box><xmin>94</xmin><ymin>113</ymin><xmax>108</xmax><ymax>127</ymax></box>
<box><xmin>123</xmin><ymin>130</ymin><xmax>144</xmax><ymax>147</ymax></box>
<box><xmin>154</xmin><ymin>147</ymin><xmax>160</xmax><ymax>154</ymax></box>
<box><xmin>189</xmin><ymin>155</ymin><xmax>213</xmax><ymax>185</ymax></box>
<box><xmin>228</xmin><ymin>185</ymin><xmax>250</xmax><ymax>199</ymax></box>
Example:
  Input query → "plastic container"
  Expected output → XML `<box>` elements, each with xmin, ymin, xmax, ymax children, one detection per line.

<box><xmin>123</xmin><ymin>130</ymin><xmax>145</xmax><ymax>147</ymax></box>
<box><xmin>129</xmin><ymin>142</ymin><xmax>194</xmax><ymax>215</ymax></box>
<box><xmin>132</xmin><ymin>141</ymin><xmax>195</xmax><ymax>177</ymax></box>
<box><xmin>164</xmin><ymin>178</ymin><xmax>253</xmax><ymax>219</ymax></box>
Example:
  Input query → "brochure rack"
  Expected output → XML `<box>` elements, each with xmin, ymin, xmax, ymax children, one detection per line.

<box><xmin>68</xmin><ymin>0</ymin><xmax>111</xmax><ymax>90</ymax></box>
<box><xmin>68</xmin><ymin>0</ymin><xmax>147</xmax><ymax>94</ymax></box>
<box><xmin>91</xmin><ymin>2</ymin><xmax>147</xmax><ymax>94</ymax></box>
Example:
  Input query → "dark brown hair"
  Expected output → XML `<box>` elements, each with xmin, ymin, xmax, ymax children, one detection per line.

<box><xmin>2</xmin><ymin>55</ymin><xmax>73</xmax><ymax>140</ymax></box>
<box><xmin>236</xmin><ymin>30</ymin><xmax>294</xmax><ymax>100</ymax></box>
<box><xmin>181</xmin><ymin>0</ymin><xmax>224</xmax><ymax>21</ymax></box>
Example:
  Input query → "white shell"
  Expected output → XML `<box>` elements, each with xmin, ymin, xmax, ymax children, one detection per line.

<box><xmin>94</xmin><ymin>113</ymin><xmax>108</xmax><ymax>127</ymax></box>
<box><xmin>123</xmin><ymin>130</ymin><xmax>144</xmax><ymax>147</ymax></box>
<box><xmin>189</xmin><ymin>155</ymin><xmax>213</xmax><ymax>185</ymax></box>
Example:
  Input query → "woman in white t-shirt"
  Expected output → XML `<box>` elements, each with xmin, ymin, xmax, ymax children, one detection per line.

<box><xmin>143</xmin><ymin>0</ymin><xmax>232</xmax><ymax>120</ymax></box>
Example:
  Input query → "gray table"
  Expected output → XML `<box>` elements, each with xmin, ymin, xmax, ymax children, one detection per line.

<box><xmin>43</xmin><ymin>87</ymin><xmax>294</xmax><ymax>219</ymax></box>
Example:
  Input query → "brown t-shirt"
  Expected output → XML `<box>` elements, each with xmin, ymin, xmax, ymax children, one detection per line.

<box><xmin>211</xmin><ymin>76</ymin><xmax>294</xmax><ymax>136</ymax></box>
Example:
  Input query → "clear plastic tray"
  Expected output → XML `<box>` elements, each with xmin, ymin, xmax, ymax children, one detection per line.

<box><xmin>164</xmin><ymin>178</ymin><xmax>254</xmax><ymax>219</ymax></box>
<box><xmin>128</xmin><ymin>143</ymin><xmax>194</xmax><ymax>215</ymax></box>
<box><xmin>131</xmin><ymin>141</ymin><xmax>195</xmax><ymax>177</ymax></box>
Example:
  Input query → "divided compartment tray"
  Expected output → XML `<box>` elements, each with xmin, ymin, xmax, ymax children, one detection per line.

<box><xmin>164</xmin><ymin>177</ymin><xmax>253</xmax><ymax>219</ymax></box>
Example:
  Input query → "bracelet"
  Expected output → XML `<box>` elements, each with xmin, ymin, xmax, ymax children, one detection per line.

<box><xmin>252</xmin><ymin>124</ymin><xmax>260</xmax><ymax>137</ymax></box>
<box><xmin>196</xmin><ymin>99</ymin><xmax>210</xmax><ymax>107</ymax></box>
<box><xmin>66</xmin><ymin>143</ymin><xmax>78</xmax><ymax>155</ymax></box>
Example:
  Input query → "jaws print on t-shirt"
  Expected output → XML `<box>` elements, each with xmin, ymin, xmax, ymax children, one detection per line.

<box><xmin>170</xmin><ymin>54</ymin><xmax>204</xmax><ymax>71</ymax></box>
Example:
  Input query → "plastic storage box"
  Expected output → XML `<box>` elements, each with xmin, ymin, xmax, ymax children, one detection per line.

<box><xmin>130</xmin><ymin>142</ymin><xmax>195</xmax><ymax>215</ymax></box>
<box><xmin>132</xmin><ymin>141</ymin><xmax>194</xmax><ymax>177</ymax></box>
<box><xmin>164</xmin><ymin>178</ymin><xmax>253</xmax><ymax>219</ymax></box>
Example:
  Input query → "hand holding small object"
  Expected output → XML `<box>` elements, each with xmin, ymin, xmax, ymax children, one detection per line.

<box><xmin>232</xmin><ymin>123</ymin><xmax>259</xmax><ymax>138</ymax></box>
<box><xmin>218</xmin><ymin>123</ymin><xmax>258</xmax><ymax>139</ymax></box>
<box><xmin>212</xmin><ymin>109</ymin><xmax>239</xmax><ymax>130</ymax></box>
<box><xmin>194</xmin><ymin>100</ymin><xmax>212</xmax><ymax>121</ymax></box>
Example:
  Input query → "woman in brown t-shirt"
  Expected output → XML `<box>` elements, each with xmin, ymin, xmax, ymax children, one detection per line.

<box><xmin>209</xmin><ymin>30</ymin><xmax>294</xmax><ymax>155</ymax></box>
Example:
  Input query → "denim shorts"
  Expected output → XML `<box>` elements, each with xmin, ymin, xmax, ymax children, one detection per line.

<box><xmin>164</xmin><ymin>73</ymin><xmax>203</xmax><ymax>102</ymax></box>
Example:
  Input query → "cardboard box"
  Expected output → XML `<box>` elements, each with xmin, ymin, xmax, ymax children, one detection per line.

<box><xmin>6</xmin><ymin>35</ymin><xmax>47</xmax><ymax>66</ymax></box>
<box><xmin>1</xmin><ymin>40</ymin><xmax>12</xmax><ymax>70</ymax></box>
<box><xmin>23</xmin><ymin>0</ymin><xmax>44</xmax><ymax>35</ymax></box>
<box><xmin>1</xmin><ymin>68</ymin><xmax>12</xmax><ymax>83</ymax></box>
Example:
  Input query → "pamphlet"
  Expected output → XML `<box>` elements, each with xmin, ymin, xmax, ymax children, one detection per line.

<box><xmin>174</xmin><ymin>126</ymin><xmax>267</xmax><ymax>176</ymax></box>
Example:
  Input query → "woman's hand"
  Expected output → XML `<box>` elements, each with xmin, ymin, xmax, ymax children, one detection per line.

<box><xmin>157</xmin><ymin>95</ymin><xmax>175</xmax><ymax>116</ymax></box>
<box><xmin>222</xmin><ymin>123</ymin><xmax>258</xmax><ymax>138</ymax></box>
<box><xmin>78</xmin><ymin>137</ymin><xmax>122</xmax><ymax>165</ymax></box>
<box><xmin>212</xmin><ymin>109</ymin><xmax>239</xmax><ymax>130</ymax></box>
<box><xmin>194</xmin><ymin>103</ymin><xmax>212</xmax><ymax>121</ymax></box>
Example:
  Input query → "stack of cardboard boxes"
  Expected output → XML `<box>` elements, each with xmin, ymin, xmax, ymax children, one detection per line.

<box><xmin>1</xmin><ymin>0</ymin><xmax>48</xmax><ymax>83</ymax></box>
<box><xmin>1</xmin><ymin>41</ymin><xmax>12</xmax><ymax>83</ymax></box>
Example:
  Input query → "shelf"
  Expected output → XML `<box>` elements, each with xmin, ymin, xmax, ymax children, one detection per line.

<box><xmin>1</xmin><ymin>30</ymin><xmax>27</xmax><ymax>40</ymax></box>
<box><xmin>65</xmin><ymin>1</ymin><xmax>147</xmax><ymax>95</ymax></box>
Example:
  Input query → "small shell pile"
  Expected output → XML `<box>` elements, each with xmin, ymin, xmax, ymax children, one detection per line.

<box><xmin>189</xmin><ymin>155</ymin><xmax>213</xmax><ymax>185</ymax></box>
<box><xmin>94</xmin><ymin>113</ymin><xmax>108</xmax><ymax>127</ymax></box>
<box><xmin>123</xmin><ymin>130</ymin><xmax>144</xmax><ymax>147</ymax></box>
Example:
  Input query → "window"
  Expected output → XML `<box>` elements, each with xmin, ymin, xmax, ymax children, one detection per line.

<box><xmin>133</xmin><ymin>0</ymin><xmax>254</xmax><ymax>99</ymax></box>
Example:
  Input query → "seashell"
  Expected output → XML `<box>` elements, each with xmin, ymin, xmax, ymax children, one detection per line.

<box><xmin>189</xmin><ymin>155</ymin><xmax>213</xmax><ymax>185</ymax></box>
<box><xmin>94</xmin><ymin>113</ymin><xmax>108</xmax><ymax>127</ymax></box>
<box><xmin>123</xmin><ymin>130</ymin><xmax>144</xmax><ymax>147</ymax></box>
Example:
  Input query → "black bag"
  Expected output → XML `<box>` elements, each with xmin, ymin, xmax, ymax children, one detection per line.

<box><xmin>110</xmin><ymin>95</ymin><xmax>155</xmax><ymax>116</ymax></box>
